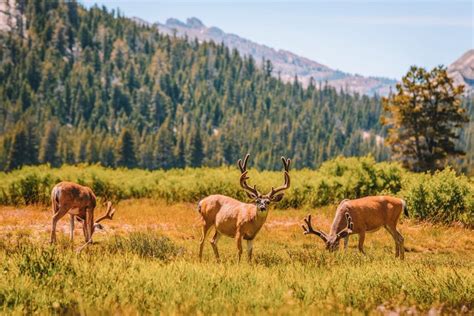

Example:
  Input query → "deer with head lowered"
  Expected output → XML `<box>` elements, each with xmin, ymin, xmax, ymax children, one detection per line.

<box><xmin>302</xmin><ymin>196</ymin><xmax>407</xmax><ymax>259</ymax></box>
<box><xmin>197</xmin><ymin>154</ymin><xmax>291</xmax><ymax>262</ymax></box>
<box><xmin>50</xmin><ymin>181</ymin><xmax>115</xmax><ymax>250</ymax></box>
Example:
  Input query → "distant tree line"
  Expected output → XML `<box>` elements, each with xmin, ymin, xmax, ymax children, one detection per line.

<box><xmin>0</xmin><ymin>0</ymin><xmax>470</xmax><ymax>172</ymax></box>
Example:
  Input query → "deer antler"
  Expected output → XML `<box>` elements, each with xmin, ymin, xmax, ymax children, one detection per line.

<box><xmin>302</xmin><ymin>214</ymin><xmax>328</xmax><ymax>242</ymax></box>
<box><xmin>95</xmin><ymin>201</ymin><xmax>116</xmax><ymax>223</ymax></box>
<box><xmin>238</xmin><ymin>154</ymin><xmax>261</xmax><ymax>198</ymax></box>
<box><xmin>336</xmin><ymin>212</ymin><xmax>353</xmax><ymax>239</ymax></box>
<box><xmin>268</xmin><ymin>157</ymin><xmax>291</xmax><ymax>199</ymax></box>
<box><xmin>238</xmin><ymin>153</ymin><xmax>250</xmax><ymax>173</ymax></box>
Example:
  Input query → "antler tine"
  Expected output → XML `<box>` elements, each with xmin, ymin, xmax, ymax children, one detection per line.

<box><xmin>95</xmin><ymin>201</ymin><xmax>116</xmax><ymax>224</ymax></box>
<box><xmin>240</xmin><ymin>170</ymin><xmax>260</xmax><ymax>197</ymax></box>
<box><xmin>238</xmin><ymin>156</ymin><xmax>261</xmax><ymax>197</ymax></box>
<box><xmin>238</xmin><ymin>153</ymin><xmax>250</xmax><ymax>173</ymax></box>
<box><xmin>336</xmin><ymin>212</ymin><xmax>353</xmax><ymax>239</ymax></box>
<box><xmin>268</xmin><ymin>156</ymin><xmax>291</xmax><ymax>198</ymax></box>
<box><xmin>281</xmin><ymin>156</ymin><xmax>291</xmax><ymax>172</ymax></box>
<box><xmin>302</xmin><ymin>214</ymin><xmax>328</xmax><ymax>242</ymax></box>
<box><xmin>346</xmin><ymin>213</ymin><xmax>353</xmax><ymax>231</ymax></box>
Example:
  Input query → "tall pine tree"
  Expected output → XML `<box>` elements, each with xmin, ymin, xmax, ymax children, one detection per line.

<box><xmin>154</xmin><ymin>118</ymin><xmax>175</xmax><ymax>169</ymax></box>
<box><xmin>186</xmin><ymin>126</ymin><xmax>204</xmax><ymax>167</ymax></box>
<box><xmin>7</xmin><ymin>128</ymin><xmax>28</xmax><ymax>170</ymax></box>
<box><xmin>381</xmin><ymin>66</ymin><xmax>469</xmax><ymax>171</ymax></box>
<box><xmin>39</xmin><ymin>122</ymin><xmax>59</xmax><ymax>167</ymax></box>
<box><xmin>117</xmin><ymin>129</ymin><xmax>137</xmax><ymax>168</ymax></box>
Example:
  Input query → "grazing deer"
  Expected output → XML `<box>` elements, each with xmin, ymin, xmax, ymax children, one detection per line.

<box><xmin>50</xmin><ymin>182</ymin><xmax>115</xmax><ymax>249</ymax></box>
<box><xmin>302</xmin><ymin>196</ymin><xmax>407</xmax><ymax>259</ymax></box>
<box><xmin>197</xmin><ymin>154</ymin><xmax>291</xmax><ymax>262</ymax></box>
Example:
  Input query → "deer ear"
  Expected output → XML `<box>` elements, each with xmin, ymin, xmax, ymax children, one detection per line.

<box><xmin>94</xmin><ymin>223</ymin><xmax>104</xmax><ymax>230</ymax></box>
<box><xmin>271</xmin><ymin>193</ymin><xmax>284</xmax><ymax>202</ymax></box>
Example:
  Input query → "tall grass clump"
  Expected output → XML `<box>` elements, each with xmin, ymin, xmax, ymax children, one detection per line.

<box><xmin>104</xmin><ymin>232</ymin><xmax>183</xmax><ymax>261</ymax></box>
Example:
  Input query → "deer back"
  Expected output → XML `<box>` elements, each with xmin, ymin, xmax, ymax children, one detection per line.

<box><xmin>198</xmin><ymin>194</ymin><xmax>263</xmax><ymax>238</ymax></box>
<box><xmin>52</xmin><ymin>181</ymin><xmax>96</xmax><ymax>211</ymax></box>
<box><xmin>331</xmin><ymin>196</ymin><xmax>404</xmax><ymax>234</ymax></box>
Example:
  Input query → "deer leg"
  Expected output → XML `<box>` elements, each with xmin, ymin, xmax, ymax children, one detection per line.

<box><xmin>390</xmin><ymin>227</ymin><xmax>405</xmax><ymax>260</ymax></box>
<box><xmin>69</xmin><ymin>214</ymin><xmax>75</xmax><ymax>242</ymax></box>
<box><xmin>358</xmin><ymin>231</ymin><xmax>366</xmax><ymax>255</ymax></box>
<box><xmin>246</xmin><ymin>239</ymin><xmax>253</xmax><ymax>263</ymax></box>
<box><xmin>385</xmin><ymin>225</ymin><xmax>404</xmax><ymax>259</ymax></box>
<box><xmin>76</xmin><ymin>208</ymin><xmax>94</xmax><ymax>253</ymax></box>
<box><xmin>236</xmin><ymin>233</ymin><xmax>243</xmax><ymax>263</ymax></box>
<box><xmin>50</xmin><ymin>207</ymin><xmax>67</xmax><ymax>244</ymax></box>
<box><xmin>384</xmin><ymin>225</ymin><xmax>398</xmax><ymax>257</ymax></box>
<box><xmin>199</xmin><ymin>224</ymin><xmax>211</xmax><ymax>261</ymax></box>
<box><xmin>85</xmin><ymin>207</ymin><xmax>94</xmax><ymax>243</ymax></box>
<box><xmin>343</xmin><ymin>236</ymin><xmax>349</xmax><ymax>250</ymax></box>
<box><xmin>396</xmin><ymin>230</ymin><xmax>405</xmax><ymax>260</ymax></box>
<box><xmin>210</xmin><ymin>230</ymin><xmax>221</xmax><ymax>262</ymax></box>
<box><xmin>82</xmin><ymin>220</ymin><xmax>88</xmax><ymax>242</ymax></box>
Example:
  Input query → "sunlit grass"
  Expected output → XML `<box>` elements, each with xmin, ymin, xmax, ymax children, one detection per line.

<box><xmin>0</xmin><ymin>199</ymin><xmax>472</xmax><ymax>314</ymax></box>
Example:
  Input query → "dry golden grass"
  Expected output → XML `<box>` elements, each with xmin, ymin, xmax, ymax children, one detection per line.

<box><xmin>1</xmin><ymin>199</ymin><xmax>472</xmax><ymax>258</ymax></box>
<box><xmin>0</xmin><ymin>199</ymin><xmax>473</xmax><ymax>314</ymax></box>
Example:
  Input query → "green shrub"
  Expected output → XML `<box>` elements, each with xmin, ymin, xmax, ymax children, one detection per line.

<box><xmin>0</xmin><ymin>157</ymin><xmax>471</xmax><ymax>225</ymax></box>
<box><xmin>402</xmin><ymin>167</ymin><xmax>474</xmax><ymax>225</ymax></box>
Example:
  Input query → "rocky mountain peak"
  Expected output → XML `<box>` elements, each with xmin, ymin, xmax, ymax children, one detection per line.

<box><xmin>186</xmin><ymin>17</ymin><xmax>205</xmax><ymax>28</ymax></box>
<box><xmin>448</xmin><ymin>49</ymin><xmax>474</xmax><ymax>94</ymax></box>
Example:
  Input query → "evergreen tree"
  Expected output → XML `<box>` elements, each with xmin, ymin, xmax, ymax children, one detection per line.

<box><xmin>7</xmin><ymin>128</ymin><xmax>28</xmax><ymax>170</ymax></box>
<box><xmin>101</xmin><ymin>138</ymin><xmax>116</xmax><ymax>167</ymax></box>
<box><xmin>86</xmin><ymin>138</ymin><xmax>100</xmax><ymax>163</ymax></box>
<box><xmin>154</xmin><ymin>119</ymin><xmax>175</xmax><ymax>169</ymax></box>
<box><xmin>174</xmin><ymin>134</ymin><xmax>186</xmax><ymax>168</ymax></box>
<box><xmin>25</xmin><ymin>123</ymin><xmax>39</xmax><ymax>165</ymax></box>
<box><xmin>117</xmin><ymin>129</ymin><xmax>137</xmax><ymax>168</ymax></box>
<box><xmin>186</xmin><ymin>127</ymin><xmax>204</xmax><ymax>167</ymax></box>
<box><xmin>381</xmin><ymin>66</ymin><xmax>469</xmax><ymax>171</ymax></box>
<box><xmin>26</xmin><ymin>52</ymin><xmax>41</xmax><ymax>91</ymax></box>
<box><xmin>0</xmin><ymin>1</ymin><xmax>470</xmax><ymax>171</ymax></box>
<box><xmin>39</xmin><ymin>122</ymin><xmax>59</xmax><ymax>166</ymax></box>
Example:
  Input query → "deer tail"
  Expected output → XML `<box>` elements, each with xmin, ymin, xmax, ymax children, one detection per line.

<box><xmin>51</xmin><ymin>186</ymin><xmax>60</xmax><ymax>214</ymax></box>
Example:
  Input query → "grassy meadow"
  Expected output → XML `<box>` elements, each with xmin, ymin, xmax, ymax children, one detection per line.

<box><xmin>0</xmin><ymin>157</ymin><xmax>473</xmax><ymax>314</ymax></box>
<box><xmin>0</xmin><ymin>199</ymin><xmax>473</xmax><ymax>314</ymax></box>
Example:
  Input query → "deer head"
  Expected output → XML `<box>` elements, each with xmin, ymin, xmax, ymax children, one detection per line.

<box><xmin>302</xmin><ymin>213</ymin><xmax>353</xmax><ymax>251</ymax></box>
<box><xmin>238</xmin><ymin>154</ymin><xmax>291</xmax><ymax>212</ymax></box>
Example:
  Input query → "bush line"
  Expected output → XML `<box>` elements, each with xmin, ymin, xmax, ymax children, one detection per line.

<box><xmin>0</xmin><ymin>156</ymin><xmax>472</xmax><ymax>225</ymax></box>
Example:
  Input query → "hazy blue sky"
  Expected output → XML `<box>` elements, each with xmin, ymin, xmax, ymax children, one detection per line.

<box><xmin>81</xmin><ymin>0</ymin><xmax>473</xmax><ymax>79</ymax></box>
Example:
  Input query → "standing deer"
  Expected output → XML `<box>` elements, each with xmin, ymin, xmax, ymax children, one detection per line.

<box><xmin>50</xmin><ymin>182</ymin><xmax>115</xmax><ymax>249</ymax></box>
<box><xmin>302</xmin><ymin>196</ymin><xmax>407</xmax><ymax>259</ymax></box>
<box><xmin>197</xmin><ymin>154</ymin><xmax>291</xmax><ymax>262</ymax></box>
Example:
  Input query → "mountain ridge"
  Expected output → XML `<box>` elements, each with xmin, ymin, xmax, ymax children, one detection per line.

<box><xmin>448</xmin><ymin>49</ymin><xmax>474</xmax><ymax>94</ymax></box>
<box><xmin>138</xmin><ymin>17</ymin><xmax>397</xmax><ymax>96</ymax></box>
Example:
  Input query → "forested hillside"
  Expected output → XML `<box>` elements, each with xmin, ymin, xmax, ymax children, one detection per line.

<box><xmin>0</xmin><ymin>0</ymin><xmax>470</xmax><ymax>172</ymax></box>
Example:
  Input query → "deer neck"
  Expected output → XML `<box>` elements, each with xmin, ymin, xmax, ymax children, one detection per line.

<box><xmin>328</xmin><ymin>211</ymin><xmax>345</xmax><ymax>237</ymax></box>
<box><xmin>253</xmin><ymin>206</ymin><xmax>269</xmax><ymax>226</ymax></box>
